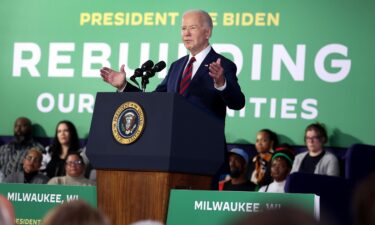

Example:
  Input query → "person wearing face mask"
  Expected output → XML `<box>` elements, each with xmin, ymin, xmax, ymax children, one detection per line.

<box><xmin>4</xmin><ymin>148</ymin><xmax>49</xmax><ymax>184</ymax></box>
<box><xmin>219</xmin><ymin>148</ymin><xmax>255</xmax><ymax>191</ymax></box>
<box><xmin>0</xmin><ymin>117</ymin><xmax>44</xmax><ymax>178</ymax></box>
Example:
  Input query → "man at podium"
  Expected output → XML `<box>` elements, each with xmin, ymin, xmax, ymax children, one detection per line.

<box><xmin>100</xmin><ymin>9</ymin><xmax>245</xmax><ymax>121</ymax></box>
<box><xmin>93</xmin><ymin>10</ymin><xmax>245</xmax><ymax>223</ymax></box>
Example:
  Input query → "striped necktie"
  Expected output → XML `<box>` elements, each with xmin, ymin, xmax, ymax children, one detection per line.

<box><xmin>179</xmin><ymin>57</ymin><xmax>196</xmax><ymax>96</ymax></box>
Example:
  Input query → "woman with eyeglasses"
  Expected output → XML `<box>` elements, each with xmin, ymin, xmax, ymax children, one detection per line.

<box><xmin>47</xmin><ymin>152</ymin><xmax>95</xmax><ymax>186</ymax></box>
<box><xmin>291</xmin><ymin>122</ymin><xmax>340</xmax><ymax>176</ymax></box>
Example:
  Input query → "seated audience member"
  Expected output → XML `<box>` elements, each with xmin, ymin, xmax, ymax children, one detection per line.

<box><xmin>291</xmin><ymin>123</ymin><xmax>339</xmax><ymax>176</ymax></box>
<box><xmin>4</xmin><ymin>148</ymin><xmax>49</xmax><ymax>184</ymax></box>
<box><xmin>44</xmin><ymin>120</ymin><xmax>93</xmax><ymax>178</ymax></box>
<box><xmin>219</xmin><ymin>148</ymin><xmax>256</xmax><ymax>191</ymax></box>
<box><xmin>0</xmin><ymin>194</ymin><xmax>15</xmax><ymax>225</ymax></box>
<box><xmin>250</xmin><ymin>129</ymin><xmax>278</xmax><ymax>188</ymax></box>
<box><xmin>352</xmin><ymin>173</ymin><xmax>375</xmax><ymax>225</ymax></box>
<box><xmin>259</xmin><ymin>145</ymin><xmax>295</xmax><ymax>193</ymax></box>
<box><xmin>47</xmin><ymin>152</ymin><xmax>95</xmax><ymax>186</ymax></box>
<box><xmin>0</xmin><ymin>171</ymin><xmax>4</xmax><ymax>182</ymax></box>
<box><xmin>41</xmin><ymin>200</ymin><xmax>110</xmax><ymax>225</ymax></box>
<box><xmin>0</xmin><ymin>117</ymin><xmax>44</xmax><ymax>178</ymax></box>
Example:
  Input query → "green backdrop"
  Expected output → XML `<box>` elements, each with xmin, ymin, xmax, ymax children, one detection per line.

<box><xmin>1</xmin><ymin>0</ymin><xmax>374</xmax><ymax>147</ymax></box>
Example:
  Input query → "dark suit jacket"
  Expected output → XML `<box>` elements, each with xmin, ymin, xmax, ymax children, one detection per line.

<box><xmin>125</xmin><ymin>48</ymin><xmax>245</xmax><ymax>121</ymax></box>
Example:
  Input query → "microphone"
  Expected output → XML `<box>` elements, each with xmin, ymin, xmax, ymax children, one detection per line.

<box><xmin>133</xmin><ymin>68</ymin><xmax>143</xmax><ymax>77</ymax></box>
<box><xmin>153</xmin><ymin>61</ymin><xmax>166</xmax><ymax>73</ymax></box>
<box><xmin>128</xmin><ymin>59</ymin><xmax>160</xmax><ymax>91</ymax></box>
<box><xmin>129</xmin><ymin>59</ymin><xmax>153</xmax><ymax>86</ymax></box>
<box><xmin>144</xmin><ymin>61</ymin><xmax>166</xmax><ymax>78</ymax></box>
<box><xmin>140</xmin><ymin>60</ymin><xmax>154</xmax><ymax>72</ymax></box>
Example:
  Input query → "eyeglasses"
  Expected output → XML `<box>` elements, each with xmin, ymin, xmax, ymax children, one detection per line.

<box><xmin>305</xmin><ymin>136</ymin><xmax>321</xmax><ymax>142</ymax></box>
<box><xmin>25</xmin><ymin>155</ymin><xmax>41</xmax><ymax>163</ymax></box>
<box><xmin>66</xmin><ymin>160</ymin><xmax>83</xmax><ymax>166</ymax></box>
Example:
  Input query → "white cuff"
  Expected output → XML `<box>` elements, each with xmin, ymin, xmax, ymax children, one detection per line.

<box><xmin>214</xmin><ymin>79</ymin><xmax>227</xmax><ymax>91</ymax></box>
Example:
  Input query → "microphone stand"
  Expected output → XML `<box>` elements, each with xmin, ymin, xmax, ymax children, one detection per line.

<box><xmin>141</xmin><ymin>70</ymin><xmax>156</xmax><ymax>92</ymax></box>
<box><xmin>133</xmin><ymin>60</ymin><xmax>166</xmax><ymax>91</ymax></box>
<box><xmin>141</xmin><ymin>76</ymin><xmax>148</xmax><ymax>92</ymax></box>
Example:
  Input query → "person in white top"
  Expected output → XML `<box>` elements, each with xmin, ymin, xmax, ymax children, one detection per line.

<box><xmin>47</xmin><ymin>152</ymin><xmax>95</xmax><ymax>186</ymax></box>
<box><xmin>259</xmin><ymin>146</ymin><xmax>295</xmax><ymax>193</ymax></box>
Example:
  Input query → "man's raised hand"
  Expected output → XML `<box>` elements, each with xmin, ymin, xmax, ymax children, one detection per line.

<box><xmin>100</xmin><ymin>64</ymin><xmax>127</xmax><ymax>90</ymax></box>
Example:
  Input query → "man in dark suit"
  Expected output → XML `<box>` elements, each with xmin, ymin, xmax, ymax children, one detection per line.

<box><xmin>100</xmin><ymin>9</ymin><xmax>245</xmax><ymax>188</ymax></box>
<box><xmin>100</xmin><ymin>9</ymin><xmax>245</xmax><ymax>121</ymax></box>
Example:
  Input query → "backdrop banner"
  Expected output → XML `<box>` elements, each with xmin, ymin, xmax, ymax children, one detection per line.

<box><xmin>1</xmin><ymin>0</ymin><xmax>374</xmax><ymax>147</ymax></box>
<box><xmin>0</xmin><ymin>183</ymin><xmax>97</xmax><ymax>225</ymax></box>
<box><xmin>166</xmin><ymin>190</ymin><xmax>319</xmax><ymax>225</ymax></box>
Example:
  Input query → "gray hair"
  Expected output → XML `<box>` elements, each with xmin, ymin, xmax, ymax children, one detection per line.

<box><xmin>183</xmin><ymin>9</ymin><xmax>213</xmax><ymax>29</ymax></box>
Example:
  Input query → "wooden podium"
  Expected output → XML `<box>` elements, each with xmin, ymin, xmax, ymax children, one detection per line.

<box><xmin>86</xmin><ymin>92</ymin><xmax>225</xmax><ymax>225</ymax></box>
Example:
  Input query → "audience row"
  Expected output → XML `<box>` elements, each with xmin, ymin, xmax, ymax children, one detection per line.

<box><xmin>0</xmin><ymin>116</ymin><xmax>355</xmax><ymax>193</ymax></box>
<box><xmin>220</xmin><ymin>122</ymin><xmax>340</xmax><ymax>192</ymax></box>
<box><xmin>0</xmin><ymin>117</ymin><xmax>95</xmax><ymax>185</ymax></box>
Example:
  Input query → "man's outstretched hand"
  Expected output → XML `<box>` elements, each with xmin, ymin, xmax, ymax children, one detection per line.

<box><xmin>100</xmin><ymin>64</ymin><xmax>127</xmax><ymax>90</ymax></box>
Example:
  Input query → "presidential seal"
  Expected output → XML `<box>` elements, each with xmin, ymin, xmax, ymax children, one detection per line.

<box><xmin>112</xmin><ymin>101</ymin><xmax>145</xmax><ymax>144</ymax></box>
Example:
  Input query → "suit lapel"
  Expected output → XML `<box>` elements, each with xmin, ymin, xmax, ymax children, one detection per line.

<box><xmin>190</xmin><ymin>49</ymin><xmax>217</xmax><ymax>84</ymax></box>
